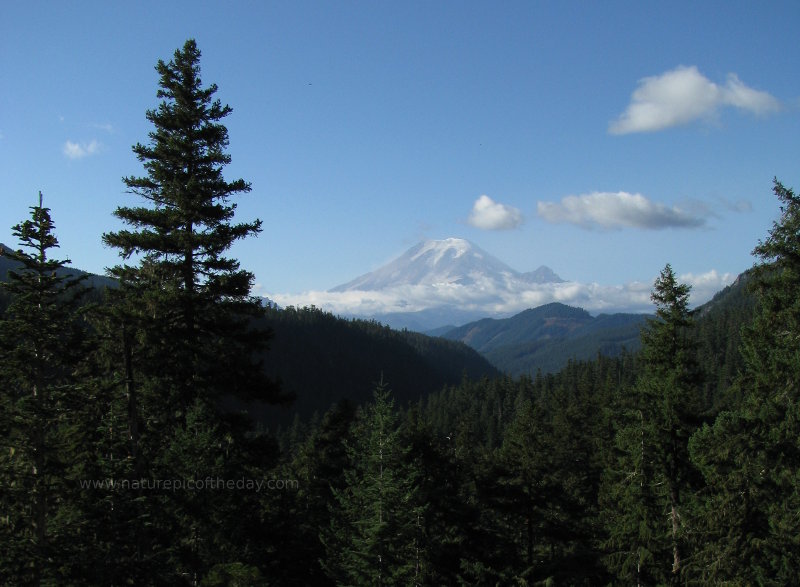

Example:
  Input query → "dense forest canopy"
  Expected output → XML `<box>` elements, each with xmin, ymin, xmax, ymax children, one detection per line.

<box><xmin>1</xmin><ymin>39</ymin><xmax>797</xmax><ymax>586</ymax></box>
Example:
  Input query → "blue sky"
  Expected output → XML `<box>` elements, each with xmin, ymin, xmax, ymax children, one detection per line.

<box><xmin>2</xmin><ymin>1</ymin><xmax>799</xmax><ymax>312</ymax></box>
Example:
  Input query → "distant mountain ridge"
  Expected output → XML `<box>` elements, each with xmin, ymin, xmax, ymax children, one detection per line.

<box><xmin>438</xmin><ymin>269</ymin><xmax>757</xmax><ymax>377</ymax></box>
<box><xmin>440</xmin><ymin>302</ymin><xmax>649</xmax><ymax>375</ymax></box>
<box><xmin>0</xmin><ymin>242</ymin><xmax>117</xmax><ymax>290</ymax></box>
<box><xmin>272</xmin><ymin>236</ymin><xmax>738</xmax><ymax>331</ymax></box>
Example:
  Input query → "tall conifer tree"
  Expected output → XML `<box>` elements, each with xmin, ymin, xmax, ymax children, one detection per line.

<box><xmin>103</xmin><ymin>38</ymin><xmax>280</xmax><ymax>421</ymax></box>
<box><xmin>0</xmin><ymin>194</ymin><xmax>90</xmax><ymax>584</ymax></box>
<box><xmin>322</xmin><ymin>382</ymin><xmax>424</xmax><ymax>585</ymax></box>
<box><xmin>602</xmin><ymin>264</ymin><xmax>702</xmax><ymax>584</ymax></box>
<box><xmin>99</xmin><ymin>39</ymin><xmax>283</xmax><ymax>581</ymax></box>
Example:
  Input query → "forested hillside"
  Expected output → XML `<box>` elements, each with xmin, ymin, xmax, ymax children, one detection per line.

<box><xmin>2</xmin><ymin>39</ymin><xmax>798</xmax><ymax>585</ymax></box>
<box><xmin>254</xmin><ymin>305</ymin><xmax>499</xmax><ymax>423</ymax></box>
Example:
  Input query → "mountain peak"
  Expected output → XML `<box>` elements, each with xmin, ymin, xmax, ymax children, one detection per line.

<box><xmin>329</xmin><ymin>237</ymin><xmax>561</xmax><ymax>293</ymax></box>
<box><xmin>411</xmin><ymin>238</ymin><xmax>473</xmax><ymax>263</ymax></box>
<box><xmin>408</xmin><ymin>238</ymin><xmax>485</xmax><ymax>269</ymax></box>
<box><xmin>520</xmin><ymin>265</ymin><xmax>565</xmax><ymax>284</ymax></box>
<box><xmin>330</xmin><ymin>237</ymin><xmax>506</xmax><ymax>292</ymax></box>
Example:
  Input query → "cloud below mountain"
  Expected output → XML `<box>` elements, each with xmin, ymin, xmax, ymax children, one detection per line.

<box><xmin>266</xmin><ymin>269</ymin><xmax>733</xmax><ymax>321</ymax></box>
<box><xmin>609</xmin><ymin>65</ymin><xmax>780</xmax><ymax>134</ymax></box>
<box><xmin>537</xmin><ymin>191</ymin><xmax>706</xmax><ymax>230</ymax></box>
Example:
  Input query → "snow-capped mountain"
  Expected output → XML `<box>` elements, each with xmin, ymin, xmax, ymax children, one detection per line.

<box><xmin>330</xmin><ymin>238</ymin><xmax>563</xmax><ymax>292</ymax></box>
<box><xmin>267</xmin><ymin>237</ymin><xmax>735</xmax><ymax>331</ymax></box>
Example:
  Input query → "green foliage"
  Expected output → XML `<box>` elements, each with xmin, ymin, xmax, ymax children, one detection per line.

<box><xmin>88</xmin><ymin>38</ymin><xmax>284</xmax><ymax>583</ymax></box>
<box><xmin>103</xmin><ymin>38</ymin><xmax>281</xmax><ymax>413</ymax></box>
<box><xmin>692</xmin><ymin>270</ymin><xmax>756</xmax><ymax>411</ymax></box>
<box><xmin>201</xmin><ymin>562</ymin><xmax>267</xmax><ymax>587</ymax></box>
<box><xmin>487</xmin><ymin>400</ymin><xmax>599</xmax><ymax>583</ymax></box>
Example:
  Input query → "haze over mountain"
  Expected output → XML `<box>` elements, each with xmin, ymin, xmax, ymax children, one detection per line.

<box><xmin>269</xmin><ymin>237</ymin><xmax>735</xmax><ymax>331</ymax></box>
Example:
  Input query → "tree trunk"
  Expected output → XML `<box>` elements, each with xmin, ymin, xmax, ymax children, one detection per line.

<box><xmin>123</xmin><ymin>324</ymin><xmax>139</xmax><ymax>473</ymax></box>
<box><xmin>670</xmin><ymin>485</ymin><xmax>680</xmax><ymax>576</ymax></box>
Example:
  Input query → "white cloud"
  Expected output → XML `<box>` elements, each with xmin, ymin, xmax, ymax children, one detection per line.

<box><xmin>609</xmin><ymin>65</ymin><xmax>780</xmax><ymax>134</ymax></box>
<box><xmin>268</xmin><ymin>282</ymin><xmax>636</xmax><ymax>317</ymax></box>
<box><xmin>721</xmin><ymin>73</ymin><xmax>780</xmax><ymax>113</ymax></box>
<box><xmin>679</xmin><ymin>269</ymin><xmax>735</xmax><ymax>304</ymax></box>
<box><xmin>266</xmin><ymin>268</ymin><xmax>734</xmax><ymax>322</ymax></box>
<box><xmin>537</xmin><ymin>191</ymin><xmax>705</xmax><ymax>230</ymax></box>
<box><xmin>468</xmin><ymin>195</ymin><xmax>524</xmax><ymax>230</ymax></box>
<box><xmin>63</xmin><ymin>139</ymin><xmax>102</xmax><ymax>159</ymax></box>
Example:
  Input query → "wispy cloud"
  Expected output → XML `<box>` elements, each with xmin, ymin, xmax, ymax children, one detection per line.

<box><xmin>609</xmin><ymin>65</ymin><xmax>780</xmax><ymax>134</ymax></box>
<box><xmin>537</xmin><ymin>191</ymin><xmax>706</xmax><ymax>230</ymax></box>
<box><xmin>92</xmin><ymin>122</ymin><xmax>114</xmax><ymax>133</ymax></box>
<box><xmin>467</xmin><ymin>195</ymin><xmax>524</xmax><ymax>230</ymax></box>
<box><xmin>63</xmin><ymin>139</ymin><xmax>102</xmax><ymax>159</ymax></box>
<box><xmin>717</xmin><ymin>197</ymin><xmax>752</xmax><ymax>213</ymax></box>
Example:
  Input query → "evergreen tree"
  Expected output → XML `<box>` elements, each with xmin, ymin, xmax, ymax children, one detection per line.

<box><xmin>102</xmin><ymin>37</ymin><xmax>281</xmax><ymax>422</ymax></box>
<box><xmin>98</xmin><ymin>39</ymin><xmax>284</xmax><ymax>582</ymax></box>
<box><xmin>0</xmin><ymin>194</ymin><xmax>90</xmax><ymax>584</ymax></box>
<box><xmin>601</xmin><ymin>264</ymin><xmax>702</xmax><ymax>584</ymax></box>
<box><xmin>322</xmin><ymin>381</ymin><xmax>424</xmax><ymax>585</ymax></box>
<box><xmin>690</xmin><ymin>178</ymin><xmax>800</xmax><ymax>583</ymax></box>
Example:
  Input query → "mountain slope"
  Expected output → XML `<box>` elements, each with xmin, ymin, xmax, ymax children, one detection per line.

<box><xmin>443</xmin><ymin>303</ymin><xmax>594</xmax><ymax>352</ymax></box>
<box><xmin>484</xmin><ymin>313</ymin><xmax>648</xmax><ymax>376</ymax></box>
<box><xmin>691</xmin><ymin>268</ymin><xmax>758</xmax><ymax>404</ymax></box>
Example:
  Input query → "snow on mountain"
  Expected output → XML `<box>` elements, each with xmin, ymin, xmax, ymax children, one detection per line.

<box><xmin>330</xmin><ymin>238</ymin><xmax>562</xmax><ymax>292</ymax></box>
